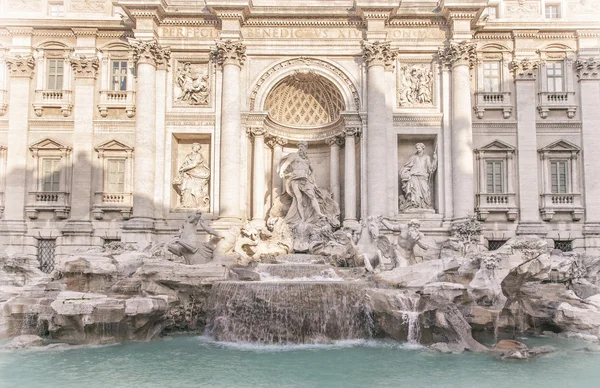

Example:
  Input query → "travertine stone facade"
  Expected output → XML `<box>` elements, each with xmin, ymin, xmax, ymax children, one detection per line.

<box><xmin>0</xmin><ymin>0</ymin><xmax>599</xmax><ymax>256</ymax></box>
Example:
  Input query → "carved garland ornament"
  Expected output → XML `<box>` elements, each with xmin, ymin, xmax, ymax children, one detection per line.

<box><xmin>249</xmin><ymin>57</ymin><xmax>360</xmax><ymax>111</ymax></box>
<box><xmin>6</xmin><ymin>55</ymin><xmax>35</xmax><ymax>78</ymax></box>
<box><xmin>211</xmin><ymin>40</ymin><xmax>246</xmax><ymax>67</ymax></box>
<box><xmin>438</xmin><ymin>41</ymin><xmax>476</xmax><ymax>68</ymax></box>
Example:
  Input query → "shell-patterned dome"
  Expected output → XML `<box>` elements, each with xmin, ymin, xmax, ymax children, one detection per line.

<box><xmin>264</xmin><ymin>71</ymin><xmax>345</xmax><ymax>127</ymax></box>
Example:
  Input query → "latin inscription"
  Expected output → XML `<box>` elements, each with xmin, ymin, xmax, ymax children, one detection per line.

<box><xmin>159</xmin><ymin>27</ymin><xmax>446</xmax><ymax>40</ymax></box>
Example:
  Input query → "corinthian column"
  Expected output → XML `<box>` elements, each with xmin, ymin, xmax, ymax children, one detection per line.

<box><xmin>64</xmin><ymin>54</ymin><xmax>99</xmax><ymax>235</ymax></box>
<box><xmin>266</xmin><ymin>136</ymin><xmax>287</xmax><ymax>203</ymax></box>
<box><xmin>4</xmin><ymin>55</ymin><xmax>35</xmax><ymax>232</ymax></box>
<box><xmin>343</xmin><ymin>127</ymin><xmax>361</xmax><ymax>226</ymax></box>
<box><xmin>439</xmin><ymin>41</ymin><xmax>476</xmax><ymax>220</ymax></box>
<box><xmin>362</xmin><ymin>41</ymin><xmax>396</xmax><ymax>216</ymax></box>
<box><xmin>576</xmin><ymin>58</ymin><xmax>600</xmax><ymax>243</ymax></box>
<box><xmin>126</xmin><ymin>39</ymin><xmax>170</xmax><ymax>228</ymax></box>
<box><xmin>511</xmin><ymin>58</ymin><xmax>543</xmax><ymax>233</ymax></box>
<box><xmin>213</xmin><ymin>40</ymin><xmax>246</xmax><ymax>223</ymax></box>
<box><xmin>248</xmin><ymin>127</ymin><xmax>266</xmax><ymax>225</ymax></box>
<box><xmin>325</xmin><ymin>136</ymin><xmax>343</xmax><ymax>205</ymax></box>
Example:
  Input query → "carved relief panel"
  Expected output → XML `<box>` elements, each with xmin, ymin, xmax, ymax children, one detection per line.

<box><xmin>396</xmin><ymin>61</ymin><xmax>435</xmax><ymax>109</ymax></box>
<box><xmin>171</xmin><ymin>137</ymin><xmax>211</xmax><ymax>212</ymax></box>
<box><xmin>173</xmin><ymin>60</ymin><xmax>211</xmax><ymax>107</ymax></box>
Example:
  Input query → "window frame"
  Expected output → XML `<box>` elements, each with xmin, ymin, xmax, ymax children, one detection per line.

<box><xmin>550</xmin><ymin>159</ymin><xmax>569</xmax><ymax>194</ymax></box>
<box><xmin>486</xmin><ymin>159</ymin><xmax>505</xmax><ymax>194</ymax></box>
<box><xmin>545</xmin><ymin>4</ymin><xmax>561</xmax><ymax>19</ymax></box>
<box><xmin>46</xmin><ymin>58</ymin><xmax>65</xmax><ymax>90</ymax></box>
<box><xmin>482</xmin><ymin>60</ymin><xmax>502</xmax><ymax>93</ymax></box>
<box><xmin>546</xmin><ymin>61</ymin><xmax>565</xmax><ymax>93</ymax></box>
<box><xmin>110</xmin><ymin>60</ymin><xmax>128</xmax><ymax>91</ymax></box>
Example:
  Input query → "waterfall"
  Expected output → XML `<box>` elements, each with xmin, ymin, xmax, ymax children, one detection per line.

<box><xmin>205</xmin><ymin>281</ymin><xmax>372</xmax><ymax>344</ymax></box>
<box><xmin>255</xmin><ymin>264</ymin><xmax>343</xmax><ymax>281</ymax></box>
<box><xmin>391</xmin><ymin>292</ymin><xmax>421</xmax><ymax>344</ymax></box>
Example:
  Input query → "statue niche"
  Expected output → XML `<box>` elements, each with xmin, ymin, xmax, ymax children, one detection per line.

<box><xmin>269</xmin><ymin>141</ymin><xmax>340</xmax><ymax>252</ymax></box>
<box><xmin>173</xmin><ymin>142</ymin><xmax>210</xmax><ymax>211</ymax></box>
<box><xmin>399</xmin><ymin>142</ymin><xmax>437</xmax><ymax>212</ymax></box>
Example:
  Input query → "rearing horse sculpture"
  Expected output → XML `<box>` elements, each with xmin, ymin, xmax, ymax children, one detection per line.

<box><xmin>349</xmin><ymin>215</ymin><xmax>394</xmax><ymax>272</ymax></box>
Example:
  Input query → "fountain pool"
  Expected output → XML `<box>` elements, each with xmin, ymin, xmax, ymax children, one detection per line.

<box><xmin>1</xmin><ymin>335</ymin><xmax>599</xmax><ymax>388</ymax></box>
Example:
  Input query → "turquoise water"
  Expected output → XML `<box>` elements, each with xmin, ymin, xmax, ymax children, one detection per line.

<box><xmin>1</xmin><ymin>336</ymin><xmax>599</xmax><ymax>388</ymax></box>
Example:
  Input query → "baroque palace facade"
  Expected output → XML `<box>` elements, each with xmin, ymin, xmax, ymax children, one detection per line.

<box><xmin>0</xmin><ymin>0</ymin><xmax>599</xmax><ymax>260</ymax></box>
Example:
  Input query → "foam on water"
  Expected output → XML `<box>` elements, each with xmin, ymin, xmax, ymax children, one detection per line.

<box><xmin>194</xmin><ymin>335</ymin><xmax>425</xmax><ymax>353</ymax></box>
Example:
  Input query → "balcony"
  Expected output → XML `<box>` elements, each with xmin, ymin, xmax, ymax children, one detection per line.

<box><xmin>32</xmin><ymin>90</ymin><xmax>73</xmax><ymax>117</ymax></box>
<box><xmin>476</xmin><ymin>193</ymin><xmax>518</xmax><ymax>221</ymax></box>
<box><xmin>0</xmin><ymin>90</ymin><xmax>7</xmax><ymax>116</ymax></box>
<box><xmin>537</xmin><ymin>92</ymin><xmax>577</xmax><ymax>119</ymax></box>
<box><xmin>25</xmin><ymin>191</ymin><xmax>70</xmax><ymax>219</ymax></box>
<box><xmin>92</xmin><ymin>192</ymin><xmax>133</xmax><ymax>220</ymax></box>
<box><xmin>540</xmin><ymin>193</ymin><xmax>583</xmax><ymax>221</ymax></box>
<box><xmin>473</xmin><ymin>92</ymin><xmax>512</xmax><ymax>119</ymax></box>
<box><xmin>98</xmin><ymin>90</ymin><xmax>135</xmax><ymax>118</ymax></box>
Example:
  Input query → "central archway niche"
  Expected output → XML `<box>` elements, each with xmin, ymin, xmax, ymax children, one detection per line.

<box><xmin>247</xmin><ymin>58</ymin><xmax>362</xmax><ymax>222</ymax></box>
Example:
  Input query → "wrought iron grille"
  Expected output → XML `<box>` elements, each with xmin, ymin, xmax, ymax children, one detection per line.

<box><xmin>488</xmin><ymin>240</ymin><xmax>507</xmax><ymax>251</ymax></box>
<box><xmin>554</xmin><ymin>240</ymin><xmax>573</xmax><ymax>253</ymax></box>
<box><xmin>37</xmin><ymin>239</ymin><xmax>56</xmax><ymax>274</ymax></box>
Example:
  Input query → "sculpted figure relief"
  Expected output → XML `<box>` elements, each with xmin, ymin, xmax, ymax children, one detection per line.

<box><xmin>399</xmin><ymin>143</ymin><xmax>437</xmax><ymax>211</ymax></box>
<box><xmin>166</xmin><ymin>212</ymin><xmax>221</xmax><ymax>265</ymax></box>
<box><xmin>174</xmin><ymin>143</ymin><xmax>210</xmax><ymax>210</ymax></box>
<box><xmin>381</xmin><ymin>218</ymin><xmax>429</xmax><ymax>267</ymax></box>
<box><xmin>398</xmin><ymin>64</ymin><xmax>433</xmax><ymax>107</ymax></box>
<box><xmin>175</xmin><ymin>62</ymin><xmax>210</xmax><ymax>105</ymax></box>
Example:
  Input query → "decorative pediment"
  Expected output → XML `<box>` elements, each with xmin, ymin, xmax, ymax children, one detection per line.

<box><xmin>95</xmin><ymin>140</ymin><xmax>134</xmax><ymax>158</ymax></box>
<box><xmin>539</xmin><ymin>140</ymin><xmax>580</xmax><ymax>153</ymax></box>
<box><xmin>539</xmin><ymin>140</ymin><xmax>580</xmax><ymax>159</ymax></box>
<box><xmin>29</xmin><ymin>138</ymin><xmax>71</xmax><ymax>156</ymax></box>
<box><xmin>475</xmin><ymin>140</ymin><xmax>515</xmax><ymax>157</ymax></box>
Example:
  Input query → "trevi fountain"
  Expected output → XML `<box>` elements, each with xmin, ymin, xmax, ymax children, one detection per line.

<box><xmin>2</xmin><ymin>141</ymin><xmax>600</xmax><ymax>387</ymax></box>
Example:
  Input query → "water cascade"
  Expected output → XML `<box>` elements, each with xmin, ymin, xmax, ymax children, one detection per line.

<box><xmin>205</xmin><ymin>274</ymin><xmax>372</xmax><ymax>344</ymax></box>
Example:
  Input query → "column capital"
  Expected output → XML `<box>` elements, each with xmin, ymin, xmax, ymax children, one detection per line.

<box><xmin>266</xmin><ymin>135</ymin><xmax>287</xmax><ymax>148</ymax></box>
<box><xmin>128</xmin><ymin>38</ymin><xmax>170</xmax><ymax>68</ymax></box>
<box><xmin>6</xmin><ymin>55</ymin><xmax>35</xmax><ymax>78</ymax></box>
<box><xmin>361</xmin><ymin>41</ymin><xmax>396</xmax><ymax>68</ymax></box>
<box><xmin>325</xmin><ymin>136</ymin><xmax>344</xmax><ymax>147</ymax></box>
<box><xmin>576</xmin><ymin>57</ymin><xmax>600</xmax><ymax>81</ymax></box>
<box><xmin>438</xmin><ymin>41</ymin><xmax>476</xmax><ymax>69</ymax></box>
<box><xmin>212</xmin><ymin>40</ymin><xmax>246</xmax><ymax>68</ymax></box>
<box><xmin>510</xmin><ymin>58</ymin><xmax>540</xmax><ymax>80</ymax></box>
<box><xmin>343</xmin><ymin>127</ymin><xmax>362</xmax><ymax>138</ymax></box>
<box><xmin>69</xmin><ymin>55</ymin><xmax>99</xmax><ymax>79</ymax></box>
<box><xmin>246</xmin><ymin>127</ymin><xmax>267</xmax><ymax>138</ymax></box>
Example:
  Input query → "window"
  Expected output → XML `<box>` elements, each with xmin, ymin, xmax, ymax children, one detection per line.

<box><xmin>486</xmin><ymin>160</ymin><xmax>504</xmax><ymax>193</ymax></box>
<box><xmin>554</xmin><ymin>240</ymin><xmax>572</xmax><ymax>252</ymax></box>
<box><xmin>483</xmin><ymin>61</ymin><xmax>501</xmax><ymax>93</ymax></box>
<box><xmin>550</xmin><ymin>160</ymin><xmax>568</xmax><ymax>194</ymax></box>
<box><xmin>111</xmin><ymin>60</ymin><xmax>128</xmax><ymax>91</ymax></box>
<box><xmin>488</xmin><ymin>240</ymin><xmax>507</xmax><ymax>251</ymax></box>
<box><xmin>486</xmin><ymin>6</ymin><xmax>498</xmax><ymax>19</ymax></box>
<box><xmin>546</xmin><ymin>61</ymin><xmax>564</xmax><ymax>92</ymax></box>
<box><xmin>48</xmin><ymin>2</ymin><xmax>65</xmax><ymax>17</ymax></box>
<box><xmin>545</xmin><ymin>4</ymin><xmax>561</xmax><ymax>19</ymax></box>
<box><xmin>42</xmin><ymin>158</ymin><xmax>61</xmax><ymax>192</ymax></box>
<box><xmin>37</xmin><ymin>239</ymin><xmax>56</xmax><ymax>274</ymax></box>
<box><xmin>46</xmin><ymin>59</ymin><xmax>64</xmax><ymax>90</ymax></box>
<box><xmin>107</xmin><ymin>159</ymin><xmax>126</xmax><ymax>193</ymax></box>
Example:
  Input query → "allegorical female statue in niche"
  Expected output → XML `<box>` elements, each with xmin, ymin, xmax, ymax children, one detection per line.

<box><xmin>399</xmin><ymin>142</ymin><xmax>437</xmax><ymax>211</ymax></box>
<box><xmin>176</xmin><ymin>143</ymin><xmax>210</xmax><ymax>209</ymax></box>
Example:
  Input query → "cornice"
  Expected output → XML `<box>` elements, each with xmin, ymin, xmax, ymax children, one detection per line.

<box><xmin>536</xmin><ymin>122</ymin><xmax>582</xmax><ymax>131</ymax></box>
<box><xmin>28</xmin><ymin>119</ymin><xmax>74</xmax><ymax>130</ymax></box>
<box><xmin>161</xmin><ymin>19</ymin><xmax>218</xmax><ymax>26</ymax></box>
<box><xmin>72</xmin><ymin>28</ymin><xmax>99</xmax><ymax>37</ymax></box>
<box><xmin>93</xmin><ymin>120</ymin><xmax>135</xmax><ymax>132</ymax></box>
<box><xmin>7</xmin><ymin>27</ymin><xmax>34</xmax><ymax>36</ymax></box>
<box><xmin>244</xmin><ymin>18</ymin><xmax>364</xmax><ymax>27</ymax></box>
<box><xmin>33</xmin><ymin>30</ymin><xmax>77</xmax><ymax>38</ymax></box>
<box><xmin>387</xmin><ymin>18</ymin><xmax>447</xmax><ymax>27</ymax></box>
<box><xmin>392</xmin><ymin>114</ymin><xmax>442</xmax><ymax>127</ymax></box>
<box><xmin>97</xmin><ymin>31</ymin><xmax>134</xmax><ymax>38</ymax></box>
<box><xmin>474</xmin><ymin>33</ymin><xmax>512</xmax><ymax>40</ymax></box>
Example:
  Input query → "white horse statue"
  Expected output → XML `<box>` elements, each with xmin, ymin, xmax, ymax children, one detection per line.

<box><xmin>349</xmin><ymin>215</ymin><xmax>395</xmax><ymax>272</ymax></box>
